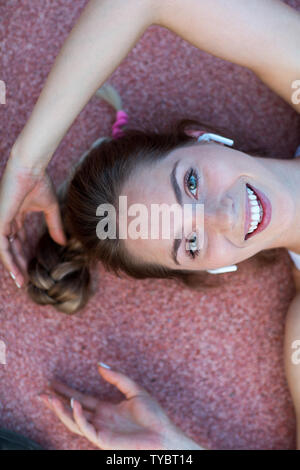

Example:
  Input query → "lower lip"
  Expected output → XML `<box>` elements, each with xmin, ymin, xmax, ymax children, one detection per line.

<box><xmin>245</xmin><ymin>184</ymin><xmax>272</xmax><ymax>240</ymax></box>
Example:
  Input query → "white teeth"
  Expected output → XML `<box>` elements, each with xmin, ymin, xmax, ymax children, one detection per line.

<box><xmin>251</xmin><ymin>213</ymin><xmax>260</xmax><ymax>221</ymax></box>
<box><xmin>250</xmin><ymin>206</ymin><xmax>260</xmax><ymax>214</ymax></box>
<box><xmin>246</xmin><ymin>186</ymin><xmax>263</xmax><ymax>235</ymax></box>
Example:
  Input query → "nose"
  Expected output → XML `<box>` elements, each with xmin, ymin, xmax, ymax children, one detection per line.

<box><xmin>194</xmin><ymin>197</ymin><xmax>235</xmax><ymax>233</ymax></box>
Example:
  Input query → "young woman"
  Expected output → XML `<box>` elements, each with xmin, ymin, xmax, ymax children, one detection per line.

<box><xmin>24</xmin><ymin>94</ymin><xmax>300</xmax><ymax>449</ymax></box>
<box><xmin>0</xmin><ymin>0</ymin><xmax>300</xmax><ymax>450</ymax></box>
<box><xmin>22</xmin><ymin>81</ymin><xmax>300</xmax><ymax>449</ymax></box>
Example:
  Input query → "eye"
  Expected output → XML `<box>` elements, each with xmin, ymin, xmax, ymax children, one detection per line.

<box><xmin>186</xmin><ymin>232</ymin><xmax>200</xmax><ymax>260</ymax></box>
<box><xmin>185</xmin><ymin>168</ymin><xmax>199</xmax><ymax>198</ymax></box>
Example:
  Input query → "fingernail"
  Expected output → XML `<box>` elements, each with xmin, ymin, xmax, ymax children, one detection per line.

<box><xmin>10</xmin><ymin>272</ymin><xmax>22</xmax><ymax>288</ymax></box>
<box><xmin>98</xmin><ymin>362</ymin><xmax>111</xmax><ymax>370</ymax></box>
<box><xmin>70</xmin><ymin>397</ymin><xmax>74</xmax><ymax>409</ymax></box>
<box><xmin>39</xmin><ymin>395</ymin><xmax>51</xmax><ymax>406</ymax></box>
<box><xmin>37</xmin><ymin>395</ymin><xmax>48</xmax><ymax>404</ymax></box>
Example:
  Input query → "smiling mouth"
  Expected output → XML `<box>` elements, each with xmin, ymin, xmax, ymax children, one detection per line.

<box><xmin>244</xmin><ymin>183</ymin><xmax>271</xmax><ymax>240</ymax></box>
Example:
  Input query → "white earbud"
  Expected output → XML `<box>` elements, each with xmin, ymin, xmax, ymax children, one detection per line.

<box><xmin>197</xmin><ymin>133</ymin><xmax>234</xmax><ymax>147</ymax></box>
<box><xmin>207</xmin><ymin>265</ymin><xmax>237</xmax><ymax>274</ymax></box>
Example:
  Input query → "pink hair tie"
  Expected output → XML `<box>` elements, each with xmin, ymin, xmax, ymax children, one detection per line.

<box><xmin>112</xmin><ymin>110</ymin><xmax>129</xmax><ymax>139</ymax></box>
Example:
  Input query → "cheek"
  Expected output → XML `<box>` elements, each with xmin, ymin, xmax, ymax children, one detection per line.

<box><xmin>205</xmin><ymin>149</ymin><xmax>252</xmax><ymax>186</ymax></box>
<box><xmin>124</xmin><ymin>236</ymin><xmax>169</xmax><ymax>266</ymax></box>
<box><xmin>205</xmin><ymin>235</ymin><xmax>234</xmax><ymax>265</ymax></box>
<box><xmin>205</xmin><ymin>234</ymin><xmax>261</xmax><ymax>269</ymax></box>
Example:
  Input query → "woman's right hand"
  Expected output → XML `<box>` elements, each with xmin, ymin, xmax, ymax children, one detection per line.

<box><xmin>0</xmin><ymin>157</ymin><xmax>66</xmax><ymax>288</ymax></box>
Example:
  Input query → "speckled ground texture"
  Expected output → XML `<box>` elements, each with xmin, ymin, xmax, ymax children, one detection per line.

<box><xmin>1</xmin><ymin>0</ymin><xmax>300</xmax><ymax>451</ymax></box>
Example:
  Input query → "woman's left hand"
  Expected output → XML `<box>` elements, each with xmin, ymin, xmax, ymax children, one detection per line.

<box><xmin>39</xmin><ymin>363</ymin><xmax>202</xmax><ymax>450</ymax></box>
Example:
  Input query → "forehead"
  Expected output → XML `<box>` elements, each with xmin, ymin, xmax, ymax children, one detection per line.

<box><xmin>123</xmin><ymin>143</ymin><xmax>195</xmax><ymax>203</ymax></box>
<box><xmin>120</xmin><ymin>146</ymin><xmax>186</xmax><ymax>267</ymax></box>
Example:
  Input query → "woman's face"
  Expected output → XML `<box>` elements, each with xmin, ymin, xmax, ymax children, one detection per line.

<box><xmin>121</xmin><ymin>136</ymin><xmax>294</xmax><ymax>272</ymax></box>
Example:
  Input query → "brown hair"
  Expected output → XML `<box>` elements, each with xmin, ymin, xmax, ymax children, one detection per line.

<box><xmin>27</xmin><ymin>118</ymin><xmax>280</xmax><ymax>314</ymax></box>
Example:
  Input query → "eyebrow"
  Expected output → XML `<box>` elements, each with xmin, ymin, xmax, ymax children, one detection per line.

<box><xmin>170</xmin><ymin>160</ymin><xmax>183</xmax><ymax>266</ymax></box>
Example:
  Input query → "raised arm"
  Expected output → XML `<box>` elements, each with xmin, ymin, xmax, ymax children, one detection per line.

<box><xmin>154</xmin><ymin>0</ymin><xmax>300</xmax><ymax>113</ymax></box>
<box><xmin>13</xmin><ymin>0</ymin><xmax>300</xmax><ymax>166</ymax></box>
<box><xmin>12</xmin><ymin>0</ymin><xmax>156</xmax><ymax>167</ymax></box>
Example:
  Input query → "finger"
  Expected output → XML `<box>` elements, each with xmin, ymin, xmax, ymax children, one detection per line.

<box><xmin>9</xmin><ymin>218</ymin><xmax>19</xmax><ymax>235</ymax></box>
<box><xmin>44</xmin><ymin>205</ymin><xmax>67</xmax><ymax>246</ymax></box>
<box><xmin>16</xmin><ymin>224</ymin><xmax>27</xmax><ymax>246</ymax></box>
<box><xmin>71</xmin><ymin>399</ymin><xmax>100</xmax><ymax>448</ymax></box>
<box><xmin>97</xmin><ymin>364</ymin><xmax>148</xmax><ymax>400</ymax></box>
<box><xmin>0</xmin><ymin>235</ymin><xmax>24</xmax><ymax>287</ymax></box>
<box><xmin>17</xmin><ymin>225</ymin><xmax>31</xmax><ymax>260</ymax></box>
<box><xmin>15</xmin><ymin>212</ymin><xmax>26</xmax><ymax>233</ymax></box>
<box><xmin>11</xmin><ymin>218</ymin><xmax>32</xmax><ymax>266</ymax></box>
<box><xmin>9</xmin><ymin>234</ymin><xmax>28</xmax><ymax>278</ymax></box>
<box><xmin>50</xmin><ymin>379</ymin><xmax>98</xmax><ymax>411</ymax></box>
<box><xmin>39</xmin><ymin>394</ymin><xmax>84</xmax><ymax>436</ymax></box>
<box><xmin>40</xmin><ymin>392</ymin><xmax>93</xmax><ymax>421</ymax></box>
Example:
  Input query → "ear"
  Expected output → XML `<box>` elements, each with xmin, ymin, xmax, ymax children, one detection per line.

<box><xmin>184</xmin><ymin>129</ymin><xmax>225</xmax><ymax>146</ymax></box>
<box><xmin>184</xmin><ymin>129</ymin><xmax>207</xmax><ymax>139</ymax></box>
